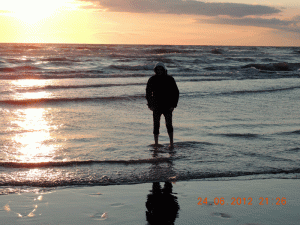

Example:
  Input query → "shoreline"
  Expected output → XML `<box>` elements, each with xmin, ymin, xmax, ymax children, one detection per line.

<box><xmin>1</xmin><ymin>178</ymin><xmax>299</xmax><ymax>224</ymax></box>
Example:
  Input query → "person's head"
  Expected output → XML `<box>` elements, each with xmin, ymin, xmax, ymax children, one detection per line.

<box><xmin>154</xmin><ymin>62</ymin><xmax>167</xmax><ymax>75</ymax></box>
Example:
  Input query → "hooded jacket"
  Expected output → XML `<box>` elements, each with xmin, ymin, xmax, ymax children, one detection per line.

<box><xmin>146</xmin><ymin>73</ymin><xmax>179</xmax><ymax>111</ymax></box>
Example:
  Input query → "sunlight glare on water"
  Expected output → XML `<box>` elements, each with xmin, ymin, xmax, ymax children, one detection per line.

<box><xmin>10</xmin><ymin>79</ymin><xmax>52</xmax><ymax>101</ymax></box>
<box><xmin>8</xmin><ymin>108</ymin><xmax>59</xmax><ymax>162</ymax></box>
<box><xmin>2</xmin><ymin>79</ymin><xmax>60</xmax><ymax>162</ymax></box>
<box><xmin>11</xmin><ymin>79</ymin><xmax>49</xmax><ymax>88</ymax></box>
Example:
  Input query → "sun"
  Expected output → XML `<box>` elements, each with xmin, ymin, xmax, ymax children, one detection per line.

<box><xmin>3</xmin><ymin>0</ymin><xmax>74</xmax><ymax>25</ymax></box>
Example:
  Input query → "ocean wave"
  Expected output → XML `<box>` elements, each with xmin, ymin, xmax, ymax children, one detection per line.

<box><xmin>290</xmin><ymin>130</ymin><xmax>300</xmax><ymax>134</ymax></box>
<box><xmin>278</xmin><ymin>129</ymin><xmax>300</xmax><ymax>135</ymax></box>
<box><xmin>233</xmin><ymin>57</ymin><xmax>256</xmax><ymax>62</ymax></box>
<box><xmin>0</xmin><ymin>168</ymin><xmax>299</xmax><ymax>188</ymax></box>
<box><xmin>214</xmin><ymin>133</ymin><xmax>261</xmax><ymax>139</ymax></box>
<box><xmin>287</xmin><ymin>148</ymin><xmax>300</xmax><ymax>152</ymax></box>
<box><xmin>261</xmin><ymin>58</ymin><xmax>276</xmax><ymax>62</ymax></box>
<box><xmin>0</xmin><ymin>158</ymin><xmax>172</xmax><ymax>168</ymax></box>
<box><xmin>242</xmin><ymin>62</ymin><xmax>300</xmax><ymax>71</ymax></box>
<box><xmin>0</xmin><ymin>66</ymin><xmax>40</xmax><ymax>73</ymax></box>
<box><xmin>109</xmin><ymin>64</ymin><xmax>154</xmax><ymax>71</ymax></box>
<box><xmin>145</xmin><ymin>47</ymin><xmax>193</xmax><ymax>55</ymax></box>
<box><xmin>40</xmin><ymin>57</ymin><xmax>77</xmax><ymax>63</ymax></box>
<box><xmin>211</xmin><ymin>48</ymin><xmax>223</xmax><ymax>54</ymax></box>
<box><xmin>8</xmin><ymin>44</ymin><xmax>42</xmax><ymax>51</ymax></box>
<box><xmin>293</xmin><ymin>49</ymin><xmax>300</xmax><ymax>54</ymax></box>
<box><xmin>0</xmin><ymin>73</ymin><xmax>150</xmax><ymax>80</ymax></box>
<box><xmin>0</xmin><ymin>95</ymin><xmax>145</xmax><ymax>105</ymax></box>
<box><xmin>218</xmin><ymin>86</ymin><xmax>300</xmax><ymax>96</ymax></box>
<box><xmin>15</xmin><ymin>82</ymin><xmax>145</xmax><ymax>92</ymax></box>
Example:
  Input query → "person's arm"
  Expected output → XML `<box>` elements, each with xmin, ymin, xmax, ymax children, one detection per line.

<box><xmin>171</xmin><ymin>77</ymin><xmax>179</xmax><ymax>108</ymax></box>
<box><xmin>146</xmin><ymin>78</ymin><xmax>154</xmax><ymax>110</ymax></box>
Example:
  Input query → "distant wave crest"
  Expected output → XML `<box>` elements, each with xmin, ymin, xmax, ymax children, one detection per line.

<box><xmin>242</xmin><ymin>62</ymin><xmax>300</xmax><ymax>71</ymax></box>
<box><xmin>0</xmin><ymin>95</ymin><xmax>144</xmax><ymax>105</ymax></box>
<box><xmin>0</xmin><ymin>157</ymin><xmax>172</xmax><ymax>168</ymax></box>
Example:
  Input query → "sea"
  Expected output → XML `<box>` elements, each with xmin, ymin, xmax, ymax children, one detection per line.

<box><xmin>0</xmin><ymin>43</ymin><xmax>300</xmax><ymax>194</ymax></box>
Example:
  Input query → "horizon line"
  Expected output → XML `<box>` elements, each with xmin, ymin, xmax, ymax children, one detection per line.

<box><xmin>0</xmin><ymin>42</ymin><xmax>299</xmax><ymax>48</ymax></box>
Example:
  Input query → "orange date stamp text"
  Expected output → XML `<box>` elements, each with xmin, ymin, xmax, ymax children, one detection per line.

<box><xmin>198</xmin><ymin>197</ymin><xmax>286</xmax><ymax>206</ymax></box>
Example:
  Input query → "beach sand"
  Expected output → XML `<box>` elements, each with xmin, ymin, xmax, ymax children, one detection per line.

<box><xmin>1</xmin><ymin>179</ymin><xmax>299</xmax><ymax>225</ymax></box>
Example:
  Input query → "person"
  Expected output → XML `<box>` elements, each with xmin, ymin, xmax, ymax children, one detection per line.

<box><xmin>146</xmin><ymin>62</ymin><xmax>179</xmax><ymax>147</ymax></box>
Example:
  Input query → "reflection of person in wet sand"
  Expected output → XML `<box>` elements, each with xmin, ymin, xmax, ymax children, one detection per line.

<box><xmin>146</xmin><ymin>182</ymin><xmax>180</xmax><ymax>225</ymax></box>
<box><xmin>146</xmin><ymin>62</ymin><xmax>179</xmax><ymax>148</ymax></box>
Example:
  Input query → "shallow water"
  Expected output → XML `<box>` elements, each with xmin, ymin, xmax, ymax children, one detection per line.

<box><xmin>0</xmin><ymin>44</ymin><xmax>300</xmax><ymax>193</ymax></box>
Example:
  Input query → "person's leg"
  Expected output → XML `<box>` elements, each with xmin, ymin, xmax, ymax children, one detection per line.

<box><xmin>164</xmin><ymin>111</ymin><xmax>174</xmax><ymax>147</ymax></box>
<box><xmin>154</xmin><ymin>134</ymin><xmax>159</xmax><ymax>146</ymax></box>
<box><xmin>168</xmin><ymin>132</ymin><xmax>174</xmax><ymax>147</ymax></box>
<box><xmin>153</xmin><ymin>110</ymin><xmax>161</xmax><ymax>145</ymax></box>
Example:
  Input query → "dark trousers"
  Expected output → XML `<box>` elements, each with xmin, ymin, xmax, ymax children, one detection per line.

<box><xmin>153</xmin><ymin>109</ymin><xmax>173</xmax><ymax>135</ymax></box>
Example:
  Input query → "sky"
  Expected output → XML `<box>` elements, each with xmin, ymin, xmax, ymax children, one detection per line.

<box><xmin>0</xmin><ymin>0</ymin><xmax>299</xmax><ymax>46</ymax></box>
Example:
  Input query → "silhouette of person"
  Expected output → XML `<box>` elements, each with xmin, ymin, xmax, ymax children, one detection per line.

<box><xmin>146</xmin><ymin>62</ymin><xmax>179</xmax><ymax>147</ymax></box>
<box><xmin>146</xmin><ymin>182</ymin><xmax>180</xmax><ymax>225</ymax></box>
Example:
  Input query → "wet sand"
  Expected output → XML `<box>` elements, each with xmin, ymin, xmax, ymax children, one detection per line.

<box><xmin>1</xmin><ymin>179</ymin><xmax>299</xmax><ymax>224</ymax></box>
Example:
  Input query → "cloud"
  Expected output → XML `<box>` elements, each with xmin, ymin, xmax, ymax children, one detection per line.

<box><xmin>200</xmin><ymin>16</ymin><xmax>300</xmax><ymax>33</ymax></box>
<box><xmin>79</xmin><ymin>0</ymin><xmax>281</xmax><ymax>18</ymax></box>
<box><xmin>203</xmin><ymin>17</ymin><xmax>292</xmax><ymax>27</ymax></box>
<box><xmin>78</xmin><ymin>0</ymin><xmax>300</xmax><ymax>34</ymax></box>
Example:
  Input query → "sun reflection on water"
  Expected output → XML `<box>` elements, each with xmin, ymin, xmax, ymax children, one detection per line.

<box><xmin>10</xmin><ymin>79</ymin><xmax>52</xmax><ymax>101</ymax></box>
<box><xmin>1</xmin><ymin>78</ymin><xmax>69</xmax><ymax>185</ymax></box>
<box><xmin>9</xmin><ymin>108</ymin><xmax>59</xmax><ymax>162</ymax></box>
<box><xmin>11</xmin><ymin>79</ymin><xmax>49</xmax><ymax>87</ymax></box>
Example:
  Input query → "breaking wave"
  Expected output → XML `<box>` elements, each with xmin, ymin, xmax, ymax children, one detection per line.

<box><xmin>0</xmin><ymin>95</ymin><xmax>144</xmax><ymax>106</ymax></box>
<box><xmin>242</xmin><ymin>62</ymin><xmax>300</xmax><ymax>71</ymax></box>
<box><xmin>0</xmin><ymin>167</ymin><xmax>299</xmax><ymax>188</ymax></box>
<box><xmin>0</xmin><ymin>157</ymin><xmax>173</xmax><ymax>168</ymax></box>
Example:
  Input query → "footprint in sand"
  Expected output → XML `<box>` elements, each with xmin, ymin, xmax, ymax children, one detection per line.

<box><xmin>91</xmin><ymin>212</ymin><xmax>108</xmax><ymax>220</ymax></box>
<box><xmin>110</xmin><ymin>203</ymin><xmax>125</xmax><ymax>207</ymax></box>
<box><xmin>211</xmin><ymin>212</ymin><xmax>231</xmax><ymax>218</ymax></box>
<box><xmin>89</xmin><ymin>193</ymin><xmax>103</xmax><ymax>196</ymax></box>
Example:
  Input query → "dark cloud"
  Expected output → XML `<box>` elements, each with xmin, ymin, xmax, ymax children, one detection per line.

<box><xmin>200</xmin><ymin>17</ymin><xmax>300</xmax><ymax>33</ymax></box>
<box><xmin>80</xmin><ymin>0</ymin><xmax>281</xmax><ymax>18</ymax></box>
<box><xmin>202</xmin><ymin>17</ymin><xmax>292</xmax><ymax>27</ymax></box>
<box><xmin>79</xmin><ymin>0</ymin><xmax>300</xmax><ymax>33</ymax></box>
